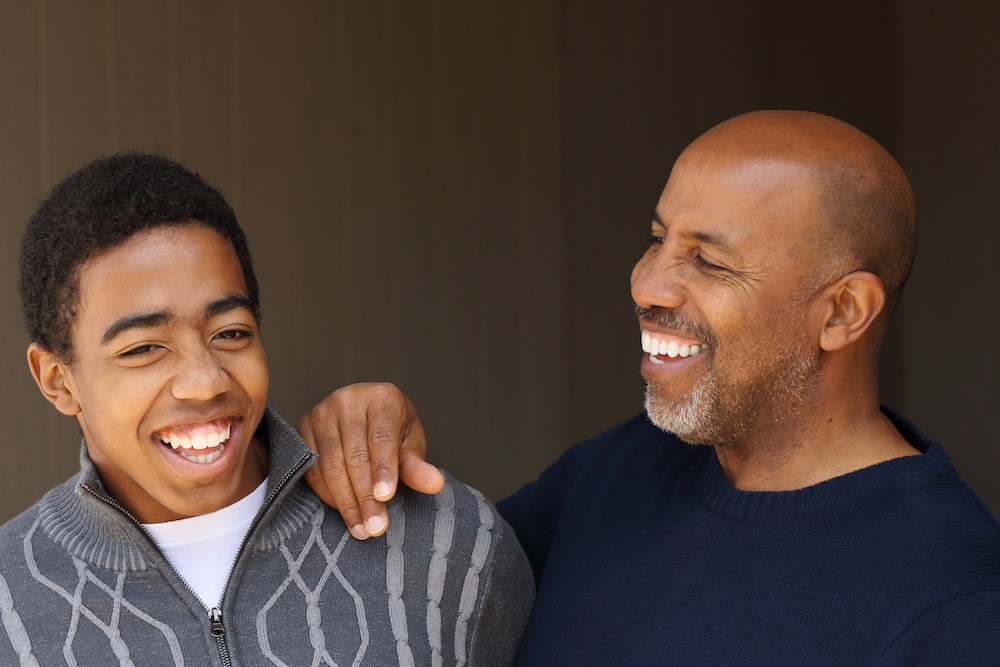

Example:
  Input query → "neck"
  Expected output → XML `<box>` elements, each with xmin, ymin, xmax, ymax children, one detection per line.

<box><xmin>713</xmin><ymin>397</ymin><xmax>919</xmax><ymax>492</ymax></box>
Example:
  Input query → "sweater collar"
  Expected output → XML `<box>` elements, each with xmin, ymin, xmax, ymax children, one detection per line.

<box><xmin>75</xmin><ymin>403</ymin><xmax>317</xmax><ymax>502</ymax></box>
<box><xmin>40</xmin><ymin>403</ymin><xmax>320</xmax><ymax>571</ymax></box>
<box><xmin>697</xmin><ymin>408</ymin><xmax>955</xmax><ymax>520</ymax></box>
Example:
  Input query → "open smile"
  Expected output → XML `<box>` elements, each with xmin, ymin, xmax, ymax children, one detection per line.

<box><xmin>641</xmin><ymin>330</ymin><xmax>708</xmax><ymax>365</ymax></box>
<box><xmin>154</xmin><ymin>417</ymin><xmax>239</xmax><ymax>465</ymax></box>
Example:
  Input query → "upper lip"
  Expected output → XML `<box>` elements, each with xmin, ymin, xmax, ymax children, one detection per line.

<box><xmin>151</xmin><ymin>412</ymin><xmax>240</xmax><ymax>438</ymax></box>
<box><xmin>639</xmin><ymin>325</ymin><xmax>705</xmax><ymax>346</ymax></box>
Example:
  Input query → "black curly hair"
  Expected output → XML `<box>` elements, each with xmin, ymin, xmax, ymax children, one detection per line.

<box><xmin>18</xmin><ymin>152</ymin><xmax>260</xmax><ymax>361</ymax></box>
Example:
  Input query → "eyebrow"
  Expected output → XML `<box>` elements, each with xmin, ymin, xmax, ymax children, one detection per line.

<box><xmin>100</xmin><ymin>294</ymin><xmax>254</xmax><ymax>345</ymax></box>
<box><xmin>651</xmin><ymin>210</ymin><xmax>742</xmax><ymax>260</ymax></box>
<box><xmin>205</xmin><ymin>294</ymin><xmax>255</xmax><ymax>319</ymax></box>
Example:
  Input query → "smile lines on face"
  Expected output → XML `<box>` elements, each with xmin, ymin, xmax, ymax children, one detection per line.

<box><xmin>155</xmin><ymin>417</ymin><xmax>233</xmax><ymax>464</ymax></box>
<box><xmin>641</xmin><ymin>331</ymin><xmax>706</xmax><ymax>365</ymax></box>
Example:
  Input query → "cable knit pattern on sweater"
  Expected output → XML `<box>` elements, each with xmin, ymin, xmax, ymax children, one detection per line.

<box><xmin>0</xmin><ymin>407</ymin><xmax>534</xmax><ymax>666</ymax></box>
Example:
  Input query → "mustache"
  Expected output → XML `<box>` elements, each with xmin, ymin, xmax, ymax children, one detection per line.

<box><xmin>634</xmin><ymin>305</ymin><xmax>717</xmax><ymax>346</ymax></box>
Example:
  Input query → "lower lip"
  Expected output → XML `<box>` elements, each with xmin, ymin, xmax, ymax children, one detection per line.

<box><xmin>640</xmin><ymin>351</ymin><xmax>705</xmax><ymax>378</ymax></box>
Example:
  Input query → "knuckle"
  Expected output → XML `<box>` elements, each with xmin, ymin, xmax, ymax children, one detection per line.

<box><xmin>369</xmin><ymin>429</ymin><xmax>398</xmax><ymax>447</ymax></box>
<box><xmin>346</xmin><ymin>448</ymin><xmax>371</xmax><ymax>468</ymax></box>
<box><xmin>320</xmin><ymin>457</ymin><xmax>349</xmax><ymax>478</ymax></box>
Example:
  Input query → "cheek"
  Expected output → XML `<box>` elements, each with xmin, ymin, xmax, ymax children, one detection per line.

<box><xmin>72</xmin><ymin>373</ymin><xmax>157</xmax><ymax>445</ymax></box>
<box><xmin>229</xmin><ymin>348</ymin><xmax>269</xmax><ymax>403</ymax></box>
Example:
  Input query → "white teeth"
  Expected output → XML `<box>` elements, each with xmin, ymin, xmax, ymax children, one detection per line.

<box><xmin>157</xmin><ymin>420</ymin><xmax>232</xmax><ymax>451</ymax></box>
<box><xmin>641</xmin><ymin>333</ymin><xmax>706</xmax><ymax>360</ymax></box>
<box><xmin>179</xmin><ymin>444</ymin><xmax>225</xmax><ymax>464</ymax></box>
<box><xmin>649</xmin><ymin>353</ymin><xmax>665</xmax><ymax>366</ymax></box>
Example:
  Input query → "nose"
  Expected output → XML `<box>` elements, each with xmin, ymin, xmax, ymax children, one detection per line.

<box><xmin>630</xmin><ymin>249</ymin><xmax>686</xmax><ymax>311</ymax></box>
<box><xmin>170</xmin><ymin>349</ymin><xmax>231</xmax><ymax>401</ymax></box>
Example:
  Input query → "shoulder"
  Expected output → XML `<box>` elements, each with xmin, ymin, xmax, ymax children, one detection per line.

<box><xmin>885</xmin><ymin>460</ymin><xmax>1000</xmax><ymax>582</ymax></box>
<box><xmin>388</xmin><ymin>472</ymin><xmax>534</xmax><ymax>609</ymax></box>
<box><xmin>855</xmin><ymin>438</ymin><xmax>1000</xmax><ymax>619</ymax></box>
<box><xmin>383</xmin><ymin>474</ymin><xmax>535</xmax><ymax>662</ymax></box>
<box><xmin>0</xmin><ymin>502</ymin><xmax>43</xmax><ymax>562</ymax></box>
<box><xmin>876</xmin><ymin>589</ymin><xmax>1000</xmax><ymax>664</ymax></box>
<box><xmin>878</xmin><ymin>409</ymin><xmax>1000</xmax><ymax>546</ymax></box>
<box><xmin>0</xmin><ymin>475</ymin><xmax>79</xmax><ymax>560</ymax></box>
<box><xmin>389</xmin><ymin>471</ymin><xmax>530</xmax><ymax>572</ymax></box>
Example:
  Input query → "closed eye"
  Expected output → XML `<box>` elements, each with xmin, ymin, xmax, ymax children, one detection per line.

<box><xmin>694</xmin><ymin>253</ymin><xmax>729</xmax><ymax>272</ymax></box>
<box><xmin>120</xmin><ymin>344</ymin><xmax>161</xmax><ymax>358</ymax></box>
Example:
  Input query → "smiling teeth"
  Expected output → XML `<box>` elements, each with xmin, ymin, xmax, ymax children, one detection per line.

<box><xmin>158</xmin><ymin>420</ymin><xmax>232</xmax><ymax>452</ymax></box>
<box><xmin>641</xmin><ymin>331</ymin><xmax>705</xmax><ymax>359</ymax></box>
<box><xmin>179</xmin><ymin>445</ymin><xmax>226</xmax><ymax>464</ymax></box>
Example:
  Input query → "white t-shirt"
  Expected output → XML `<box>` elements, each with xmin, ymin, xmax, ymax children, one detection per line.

<box><xmin>143</xmin><ymin>479</ymin><xmax>268</xmax><ymax>609</ymax></box>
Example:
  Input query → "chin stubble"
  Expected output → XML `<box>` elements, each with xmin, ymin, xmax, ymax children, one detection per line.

<box><xmin>644</xmin><ymin>336</ymin><xmax>820</xmax><ymax>448</ymax></box>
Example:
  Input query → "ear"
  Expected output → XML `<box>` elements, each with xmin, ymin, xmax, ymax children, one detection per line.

<box><xmin>27</xmin><ymin>343</ymin><xmax>81</xmax><ymax>416</ymax></box>
<box><xmin>817</xmin><ymin>271</ymin><xmax>886</xmax><ymax>352</ymax></box>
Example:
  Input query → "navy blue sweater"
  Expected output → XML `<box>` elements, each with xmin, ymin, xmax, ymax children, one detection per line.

<box><xmin>498</xmin><ymin>412</ymin><xmax>1000</xmax><ymax>666</ymax></box>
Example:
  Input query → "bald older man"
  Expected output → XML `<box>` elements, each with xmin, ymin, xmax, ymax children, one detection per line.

<box><xmin>301</xmin><ymin>112</ymin><xmax>1000</xmax><ymax>664</ymax></box>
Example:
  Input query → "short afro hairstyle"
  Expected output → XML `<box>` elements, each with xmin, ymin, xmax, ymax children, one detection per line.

<box><xmin>18</xmin><ymin>152</ymin><xmax>260</xmax><ymax>361</ymax></box>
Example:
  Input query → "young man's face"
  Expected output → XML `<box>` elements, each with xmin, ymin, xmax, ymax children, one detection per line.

<box><xmin>33</xmin><ymin>223</ymin><xmax>269</xmax><ymax>523</ymax></box>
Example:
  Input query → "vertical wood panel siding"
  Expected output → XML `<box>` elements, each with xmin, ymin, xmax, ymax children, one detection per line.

<box><xmin>1</xmin><ymin>0</ymin><xmax>998</xmax><ymax>521</ymax></box>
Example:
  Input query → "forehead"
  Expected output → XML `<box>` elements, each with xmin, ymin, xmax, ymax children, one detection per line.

<box><xmin>655</xmin><ymin>150</ymin><xmax>825</xmax><ymax>262</ymax></box>
<box><xmin>75</xmin><ymin>225</ymin><xmax>247</xmax><ymax>328</ymax></box>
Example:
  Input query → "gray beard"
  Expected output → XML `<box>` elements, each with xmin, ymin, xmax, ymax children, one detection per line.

<box><xmin>644</xmin><ymin>340</ymin><xmax>821</xmax><ymax>448</ymax></box>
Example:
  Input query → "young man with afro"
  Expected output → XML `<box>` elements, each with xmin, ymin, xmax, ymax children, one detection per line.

<box><xmin>1</xmin><ymin>153</ymin><xmax>533</xmax><ymax>666</ymax></box>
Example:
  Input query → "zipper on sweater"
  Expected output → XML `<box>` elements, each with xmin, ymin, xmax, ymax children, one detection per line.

<box><xmin>210</xmin><ymin>607</ymin><xmax>232</xmax><ymax>667</ymax></box>
<box><xmin>216</xmin><ymin>452</ymin><xmax>313</xmax><ymax>595</ymax></box>
<box><xmin>78</xmin><ymin>484</ymin><xmax>208</xmax><ymax>606</ymax></box>
<box><xmin>80</xmin><ymin>450</ymin><xmax>313</xmax><ymax>660</ymax></box>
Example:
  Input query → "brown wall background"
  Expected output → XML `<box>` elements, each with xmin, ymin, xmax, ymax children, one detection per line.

<box><xmin>1</xmin><ymin>0</ymin><xmax>998</xmax><ymax>522</ymax></box>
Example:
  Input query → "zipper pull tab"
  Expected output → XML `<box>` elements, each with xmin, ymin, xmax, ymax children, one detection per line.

<box><xmin>210</xmin><ymin>607</ymin><xmax>225</xmax><ymax>638</ymax></box>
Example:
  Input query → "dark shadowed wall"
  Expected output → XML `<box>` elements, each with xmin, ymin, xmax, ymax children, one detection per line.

<box><xmin>1</xmin><ymin>0</ymin><xmax>997</xmax><ymax>522</ymax></box>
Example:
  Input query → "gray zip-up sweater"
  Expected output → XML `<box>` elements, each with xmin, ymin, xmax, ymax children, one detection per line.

<box><xmin>0</xmin><ymin>408</ymin><xmax>534</xmax><ymax>666</ymax></box>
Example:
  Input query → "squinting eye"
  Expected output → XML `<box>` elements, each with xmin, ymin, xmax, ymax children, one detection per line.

<box><xmin>647</xmin><ymin>235</ymin><xmax>664</xmax><ymax>245</ymax></box>
<box><xmin>215</xmin><ymin>329</ymin><xmax>250</xmax><ymax>341</ymax></box>
<box><xmin>694</xmin><ymin>253</ymin><xmax>727</xmax><ymax>272</ymax></box>
<box><xmin>120</xmin><ymin>344</ymin><xmax>159</xmax><ymax>358</ymax></box>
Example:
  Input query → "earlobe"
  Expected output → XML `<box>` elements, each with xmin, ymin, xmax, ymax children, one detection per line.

<box><xmin>818</xmin><ymin>272</ymin><xmax>886</xmax><ymax>352</ymax></box>
<box><xmin>27</xmin><ymin>343</ymin><xmax>81</xmax><ymax>416</ymax></box>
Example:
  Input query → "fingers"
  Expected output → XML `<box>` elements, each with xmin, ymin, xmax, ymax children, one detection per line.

<box><xmin>297</xmin><ymin>382</ymin><xmax>438</xmax><ymax>541</ymax></box>
<box><xmin>340</xmin><ymin>402</ymin><xmax>391</xmax><ymax>537</ymax></box>
<box><xmin>365</xmin><ymin>388</ymin><xmax>405</xmax><ymax>503</ymax></box>
<box><xmin>297</xmin><ymin>412</ymin><xmax>371</xmax><ymax>540</ymax></box>
<box><xmin>397</xmin><ymin>408</ymin><xmax>444</xmax><ymax>494</ymax></box>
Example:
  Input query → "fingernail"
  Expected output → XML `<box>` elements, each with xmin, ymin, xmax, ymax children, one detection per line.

<box><xmin>373</xmin><ymin>481</ymin><xmax>392</xmax><ymax>499</ymax></box>
<box><xmin>365</xmin><ymin>515</ymin><xmax>386</xmax><ymax>535</ymax></box>
<box><xmin>350</xmin><ymin>524</ymin><xmax>369</xmax><ymax>540</ymax></box>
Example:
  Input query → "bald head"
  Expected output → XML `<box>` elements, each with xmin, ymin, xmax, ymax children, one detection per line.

<box><xmin>686</xmin><ymin>110</ymin><xmax>916</xmax><ymax>315</ymax></box>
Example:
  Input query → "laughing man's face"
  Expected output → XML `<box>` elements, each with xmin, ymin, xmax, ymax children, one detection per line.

<box><xmin>36</xmin><ymin>223</ymin><xmax>269</xmax><ymax>523</ymax></box>
<box><xmin>630</xmin><ymin>147</ymin><xmax>824</xmax><ymax>447</ymax></box>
